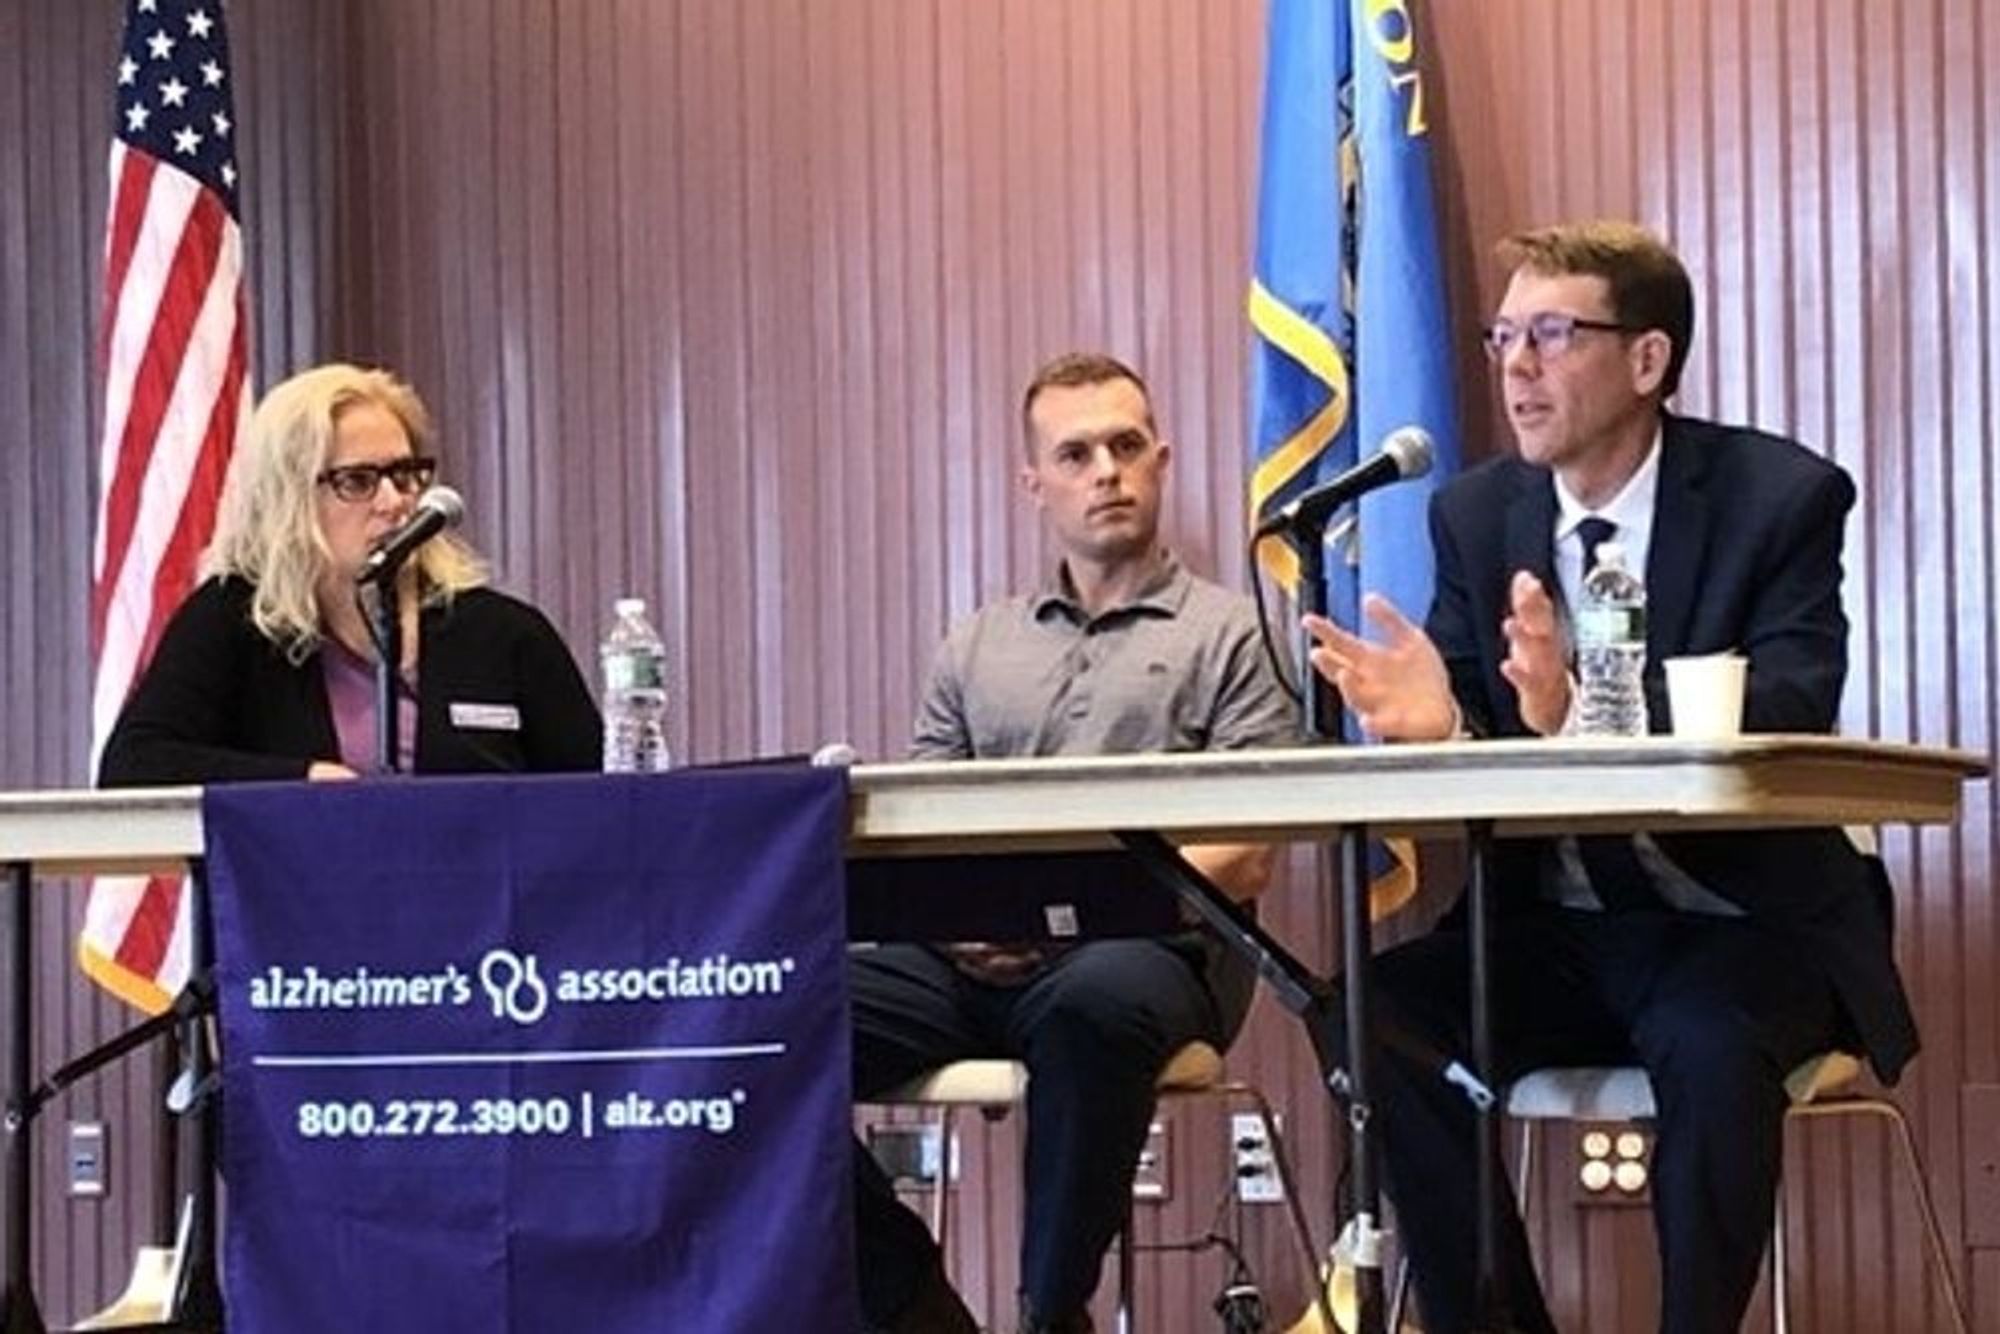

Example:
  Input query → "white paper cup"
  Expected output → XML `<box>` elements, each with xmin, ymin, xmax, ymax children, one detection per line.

<box><xmin>1664</xmin><ymin>653</ymin><xmax>1747</xmax><ymax>738</ymax></box>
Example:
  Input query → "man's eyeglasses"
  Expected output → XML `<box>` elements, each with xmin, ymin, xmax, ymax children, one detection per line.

<box><xmin>1481</xmin><ymin>312</ymin><xmax>1639</xmax><ymax>362</ymax></box>
<box><xmin>317</xmin><ymin>457</ymin><xmax>438</xmax><ymax>503</ymax></box>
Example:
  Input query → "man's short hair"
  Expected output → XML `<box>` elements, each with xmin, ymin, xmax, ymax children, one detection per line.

<box><xmin>1497</xmin><ymin>220</ymin><xmax>1696</xmax><ymax>399</ymax></box>
<box><xmin>1019</xmin><ymin>352</ymin><xmax>1156</xmax><ymax>456</ymax></box>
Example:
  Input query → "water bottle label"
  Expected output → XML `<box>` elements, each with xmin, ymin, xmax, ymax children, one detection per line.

<box><xmin>604</xmin><ymin>653</ymin><xmax>665</xmax><ymax>692</ymax></box>
<box><xmin>1575</xmin><ymin>604</ymin><xmax>1644</xmax><ymax>647</ymax></box>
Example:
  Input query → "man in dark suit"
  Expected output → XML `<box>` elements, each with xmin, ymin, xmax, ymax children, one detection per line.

<box><xmin>1303</xmin><ymin>220</ymin><xmax>1917</xmax><ymax>1334</ymax></box>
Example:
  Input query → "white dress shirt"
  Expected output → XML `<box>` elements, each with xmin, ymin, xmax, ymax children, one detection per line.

<box><xmin>1552</xmin><ymin>431</ymin><xmax>1661</xmax><ymax>617</ymax></box>
<box><xmin>1545</xmin><ymin>431</ymin><xmax>1743</xmax><ymax>916</ymax></box>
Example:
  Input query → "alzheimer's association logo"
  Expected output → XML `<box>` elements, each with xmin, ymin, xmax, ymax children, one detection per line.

<box><xmin>477</xmin><ymin>947</ymin><xmax>550</xmax><ymax>1025</ymax></box>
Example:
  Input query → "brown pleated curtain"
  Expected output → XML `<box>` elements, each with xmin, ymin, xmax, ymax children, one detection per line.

<box><xmin>2</xmin><ymin>2</ymin><xmax>1995</xmax><ymax>1329</ymax></box>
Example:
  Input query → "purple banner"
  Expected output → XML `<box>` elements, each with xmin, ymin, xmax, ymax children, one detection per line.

<box><xmin>204</xmin><ymin>767</ymin><xmax>855</xmax><ymax>1333</ymax></box>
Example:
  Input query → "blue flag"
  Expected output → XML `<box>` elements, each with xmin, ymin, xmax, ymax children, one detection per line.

<box><xmin>1249</xmin><ymin>1</ymin><xmax>1460</xmax><ymax>913</ymax></box>
<box><xmin>1249</xmin><ymin>0</ymin><xmax>1460</xmax><ymax>627</ymax></box>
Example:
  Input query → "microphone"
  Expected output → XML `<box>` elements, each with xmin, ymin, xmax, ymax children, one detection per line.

<box><xmin>354</xmin><ymin>485</ymin><xmax>465</xmax><ymax>586</ymax></box>
<box><xmin>1253</xmin><ymin>427</ymin><xmax>1434</xmax><ymax>538</ymax></box>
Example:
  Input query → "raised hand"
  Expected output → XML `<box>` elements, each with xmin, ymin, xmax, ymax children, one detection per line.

<box><xmin>1498</xmin><ymin>570</ymin><xmax>1572</xmax><ymax>735</ymax></box>
<box><xmin>1302</xmin><ymin>594</ymin><xmax>1457</xmax><ymax>741</ymax></box>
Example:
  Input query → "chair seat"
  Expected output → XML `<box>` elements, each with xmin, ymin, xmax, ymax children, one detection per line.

<box><xmin>877</xmin><ymin>1040</ymin><xmax>1226</xmax><ymax>1108</ymax></box>
<box><xmin>1782</xmin><ymin>1050</ymin><xmax>1862</xmax><ymax>1103</ymax></box>
<box><xmin>1494</xmin><ymin>1046</ymin><xmax>1966</xmax><ymax>1334</ymax></box>
<box><xmin>1157</xmin><ymin>1039</ymin><xmax>1225</xmax><ymax>1091</ymax></box>
<box><xmin>1505</xmin><ymin>1066</ymin><xmax>1658</xmax><ymax>1120</ymax></box>
<box><xmin>881</xmin><ymin>1059</ymin><xmax>1029</xmax><ymax>1106</ymax></box>
<box><xmin>1505</xmin><ymin>1050</ymin><xmax>1866</xmax><ymax>1122</ymax></box>
<box><xmin>868</xmin><ymin>1039</ymin><xmax>1322</xmax><ymax>1332</ymax></box>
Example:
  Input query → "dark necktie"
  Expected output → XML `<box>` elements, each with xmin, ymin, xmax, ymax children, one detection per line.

<box><xmin>1577</xmin><ymin>515</ymin><xmax>1618</xmax><ymax>576</ymax></box>
<box><xmin>1571</xmin><ymin>515</ymin><xmax>1659</xmax><ymax>911</ymax></box>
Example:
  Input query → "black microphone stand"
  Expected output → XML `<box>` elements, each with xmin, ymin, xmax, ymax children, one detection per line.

<box><xmin>1163</xmin><ymin>503</ymin><xmax>1503</xmax><ymax>1332</ymax></box>
<box><xmin>1289</xmin><ymin>519</ymin><xmax>1392</xmax><ymax>1334</ymax></box>
<box><xmin>358</xmin><ymin>574</ymin><xmax>403</xmax><ymax>774</ymax></box>
<box><xmin>1149</xmin><ymin>502</ymin><xmax>1505</xmax><ymax>1333</ymax></box>
<box><xmin>1283</xmin><ymin>514</ymin><xmax>1506</xmax><ymax>1333</ymax></box>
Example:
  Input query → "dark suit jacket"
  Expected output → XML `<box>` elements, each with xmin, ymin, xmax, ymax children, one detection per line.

<box><xmin>1425</xmin><ymin>413</ymin><xmax>1918</xmax><ymax>1081</ymax></box>
<box><xmin>98</xmin><ymin>577</ymin><xmax>603</xmax><ymax>785</ymax></box>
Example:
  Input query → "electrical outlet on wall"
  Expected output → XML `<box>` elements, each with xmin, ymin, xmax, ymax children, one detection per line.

<box><xmin>1231</xmin><ymin>1112</ymin><xmax>1284</xmax><ymax>1203</ymax></box>
<box><xmin>1572</xmin><ymin>1122</ymin><xmax>1652</xmax><ymax>1207</ymax></box>
<box><xmin>1131</xmin><ymin>1118</ymin><xmax>1172</xmax><ymax>1201</ymax></box>
<box><xmin>67</xmin><ymin>1122</ymin><xmax>107</xmax><ymax>1198</ymax></box>
<box><xmin>865</xmin><ymin>1122</ymin><xmax>946</xmax><ymax>1186</ymax></box>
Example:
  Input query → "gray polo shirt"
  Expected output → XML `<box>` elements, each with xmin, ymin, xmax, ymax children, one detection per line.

<box><xmin>910</xmin><ymin>553</ymin><xmax>1298</xmax><ymax>761</ymax></box>
<box><xmin>908</xmin><ymin>553</ymin><xmax>1297</xmax><ymax>985</ymax></box>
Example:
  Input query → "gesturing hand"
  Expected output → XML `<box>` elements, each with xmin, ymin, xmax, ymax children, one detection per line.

<box><xmin>1302</xmin><ymin>594</ymin><xmax>1457</xmax><ymax>742</ymax></box>
<box><xmin>1498</xmin><ymin>570</ymin><xmax>1572</xmax><ymax>735</ymax></box>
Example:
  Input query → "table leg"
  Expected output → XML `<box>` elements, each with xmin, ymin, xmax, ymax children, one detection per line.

<box><xmin>2</xmin><ymin>860</ymin><xmax>45</xmax><ymax>1334</ymax></box>
<box><xmin>169</xmin><ymin>862</ymin><xmax>222</xmax><ymax>1328</ymax></box>
<box><xmin>1337</xmin><ymin>827</ymin><xmax>1386</xmax><ymax>1332</ymax></box>
<box><xmin>1467</xmin><ymin>821</ymin><xmax>1503</xmax><ymax>1328</ymax></box>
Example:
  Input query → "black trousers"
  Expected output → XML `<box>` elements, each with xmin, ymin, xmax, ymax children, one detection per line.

<box><xmin>849</xmin><ymin>936</ymin><xmax>1247</xmax><ymax>1325</ymax></box>
<box><xmin>1359</xmin><ymin>905</ymin><xmax>1842</xmax><ymax>1334</ymax></box>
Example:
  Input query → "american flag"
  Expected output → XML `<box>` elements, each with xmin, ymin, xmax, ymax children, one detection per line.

<box><xmin>80</xmin><ymin>0</ymin><xmax>250</xmax><ymax>1012</ymax></box>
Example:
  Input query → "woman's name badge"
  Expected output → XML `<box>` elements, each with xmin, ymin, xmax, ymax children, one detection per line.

<box><xmin>450</xmin><ymin>702</ymin><xmax>521</xmax><ymax>732</ymax></box>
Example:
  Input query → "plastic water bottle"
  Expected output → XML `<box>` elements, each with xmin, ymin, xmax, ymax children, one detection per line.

<box><xmin>600</xmin><ymin>597</ymin><xmax>670</xmax><ymax>772</ymax></box>
<box><xmin>1573</xmin><ymin>542</ymin><xmax>1649</xmax><ymax>736</ymax></box>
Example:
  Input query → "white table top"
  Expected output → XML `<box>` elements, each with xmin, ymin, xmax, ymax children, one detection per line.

<box><xmin>1</xmin><ymin>736</ymin><xmax>1985</xmax><ymax>874</ymax></box>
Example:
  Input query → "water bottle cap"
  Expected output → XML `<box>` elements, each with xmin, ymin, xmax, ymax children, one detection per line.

<box><xmin>1592</xmin><ymin>541</ymin><xmax>1629</xmax><ymax>570</ymax></box>
<box><xmin>614</xmin><ymin>596</ymin><xmax>647</xmax><ymax>616</ymax></box>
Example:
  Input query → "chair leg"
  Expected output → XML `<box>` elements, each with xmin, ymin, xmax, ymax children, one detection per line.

<box><xmin>1770</xmin><ymin>1170</ymin><xmax>1790</xmax><ymax>1334</ymax></box>
<box><xmin>1513</xmin><ymin>1117</ymin><xmax>1535</xmax><ymax>1206</ymax></box>
<box><xmin>1117</xmin><ymin>1210</ymin><xmax>1135</xmax><ymax>1334</ymax></box>
<box><xmin>1883</xmin><ymin>1102</ymin><xmax>1974</xmax><ymax>1334</ymax></box>
<box><xmin>930</xmin><ymin>1105</ymin><xmax>954</xmax><ymax>1250</ymax></box>
<box><xmin>1234</xmin><ymin>1084</ymin><xmax>1331</xmax><ymax>1324</ymax></box>
<box><xmin>1789</xmin><ymin>1098</ymin><xmax>1971</xmax><ymax>1334</ymax></box>
<box><xmin>1386</xmin><ymin>1256</ymin><xmax>1411</xmax><ymax>1333</ymax></box>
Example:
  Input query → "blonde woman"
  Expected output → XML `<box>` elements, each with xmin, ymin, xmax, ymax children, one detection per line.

<box><xmin>99</xmin><ymin>364</ymin><xmax>599</xmax><ymax>784</ymax></box>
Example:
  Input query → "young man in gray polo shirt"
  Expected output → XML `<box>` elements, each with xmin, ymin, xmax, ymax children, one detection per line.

<box><xmin>853</xmin><ymin>353</ymin><xmax>1299</xmax><ymax>1334</ymax></box>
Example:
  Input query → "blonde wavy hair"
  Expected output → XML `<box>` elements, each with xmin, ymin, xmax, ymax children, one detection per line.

<box><xmin>202</xmin><ymin>364</ymin><xmax>487</xmax><ymax>661</ymax></box>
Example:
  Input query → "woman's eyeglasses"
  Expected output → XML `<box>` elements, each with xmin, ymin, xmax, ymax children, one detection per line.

<box><xmin>317</xmin><ymin>457</ymin><xmax>438</xmax><ymax>503</ymax></box>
